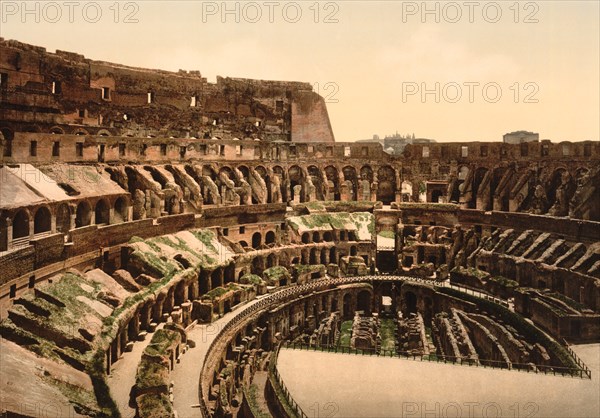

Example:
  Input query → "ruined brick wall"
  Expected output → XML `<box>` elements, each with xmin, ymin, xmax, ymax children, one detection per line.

<box><xmin>0</xmin><ymin>39</ymin><xmax>333</xmax><ymax>142</ymax></box>
<box><xmin>290</xmin><ymin>90</ymin><xmax>335</xmax><ymax>143</ymax></box>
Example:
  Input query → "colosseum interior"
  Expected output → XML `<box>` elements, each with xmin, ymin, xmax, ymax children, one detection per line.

<box><xmin>0</xmin><ymin>38</ymin><xmax>599</xmax><ymax>418</ymax></box>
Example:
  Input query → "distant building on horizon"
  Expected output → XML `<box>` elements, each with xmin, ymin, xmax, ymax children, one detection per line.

<box><xmin>503</xmin><ymin>131</ymin><xmax>539</xmax><ymax>144</ymax></box>
<box><xmin>356</xmin><ymin>132</ymin><xmax>435</xmax><ymax>154</ymax></box>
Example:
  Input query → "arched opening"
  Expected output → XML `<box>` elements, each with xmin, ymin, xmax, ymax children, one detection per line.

<box><xmin>252</xmin><ymin>232</ymin><xmax>262</xmax><ymax>249</ymax></box>
<box><xmin>95</xmin><ymin>199</ymin><xmax>110</xmax><ymax>225</ymax></box>
<box><xmin>307</xmin><ymin>166</ymin><xmax>324</xmax><ymax>201</ymax></box>
<box><xmin>401</xmin><ymin>181</ymin><xmax>413</xmax><ymax>202</ymax></box>
<box><xmin>357</xmin><ymin>290</ymin><xmax>371</xmax><ymax>313</ymax></box>
<box><xmin>265</xmin><ymin>230</ymin><xmax>276</xmax><ymax>245</ymax></box>
<box><xmin>267</xmin><ymin>253</ymin><xmax>277</xmax><ymax>268</ymax></box>
<box><xmin>288</xmin><ymin>165</ymin><xmax>304</xmax><ymax>202</ymax></box>
<box><xmin>320</xmin><ymin>248</ymin><xmax>328</xmax><ymax>264</ymax></box>
<box><xmin>211</xmin><ymin>269</ymin><xmax>222</xmax><ymax>289</ymax></box>
<box><xmin>343</xmin><ymin>293</ymin><xmax>353</xmax><ymax>320</ymax></box>
<box><xmin>404</xmin><ymin>291</ymin><xmax>417</xmax><ymax>315</ymax></box>
<box><xmin>377</xmin><ymin>166</ymin><xmax>397</xmax><ymax>205</ymax></box>
<box><xmin>342</xmin><ymin>166</ymin><xmax>358</xmax><ymax>201</ymax></box>
<box><xmin>199</xmin><ymin>271</ymin><xmax>209</xmax><ymax>294</ymax></box>
<box><xmin>75</xmin><ymin>201</ymin><xmax>92</xmax><ymax>227</ymax></box>
<box><xmin>55</xmin><ymin>203</ymin><xmax>71</xmax><ymax>234</ymax></box>
<box><xmin>323</xmin><ymin>231</ymin><xmax>333</xmax><ymax>242</ymax></box>
<box><xmin>312</xmin><ymin>231</ymin><xmax>320</xmax><ymax>243</ymax></box>
<box><xmin>324</xmin><ymin>166</ymin><xmax>340</xmax><ymax>201</ymax></box>
<box><xmin>301</xmin><ymin>232</ymin><xmax>310</xmax><ymax>244</ymax></box>
<box><xmin>12</xmin><ymin>210</ymin><xmax>30</xmax><ymax>239</ymax></box>
<box><xmin>33</xmin><ymin>206</ymin><xmax>51</xmax><ymax>234</ymax></box>
<box><xmin>472</xmin><ymin>167</ymin><xmax>489</xmax><ymax>209</ymax></box>
<box><xmin>113</xmin><ymin>197</ymin><xmax>128</xmax><ymax>223</ymax></box>
<box><xmin>329</xmin><ymin>247</ymin><xmax>337</xmax><ymax>264</ymax></box>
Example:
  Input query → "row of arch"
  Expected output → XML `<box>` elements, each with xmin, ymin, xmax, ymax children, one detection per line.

<box><xmin>2</xmin><ymin>196</ymin><xmax>130</xmax><ymax>244</ymax></box>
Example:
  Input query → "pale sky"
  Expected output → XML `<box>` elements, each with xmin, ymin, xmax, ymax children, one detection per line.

<box><xmin>1</xmin><ymin>0</ymin><xmax>598</xmax><ymax>142</ymax></box>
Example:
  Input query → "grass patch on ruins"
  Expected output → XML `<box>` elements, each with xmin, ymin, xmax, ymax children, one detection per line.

<box><xmin>378</xmin><ymin>230</ymin><xmax>396</xmax><ymax>239</ymax></box>
<box><xmin>244</xmin><ymin>384</ymin><xmax>271</xmax><ymax>418</ymax></box>
<box><xmin>263</xmin><ymin>266</ymin><xmax>291</xmax><ymax>285</ymax></box>
<box><xmin>190</xmin><ymin>229</ymin><xmax>218</xmax><ymax>253</ymax></box>
<box><xmin>395</xmin><ymin>203</ymin><xmax>458</xmax><ymax>211</ymax></box>
<box><xmin>546</xmin><ymin>292</ymin><xmax>587</xmax><ymax>312</ymax></box>
<box><xmin>379</xmin><ymin>319</ymin><xmax>397</xmax><ymax>352</ymax></box>
<box><xmin>338</xmin><ymin>320</ymin><xmax>353</xmax><ymax>347</ymax></box>
<box><xmin>489</xmin><ymin>276</ymin><xmax>519</xmax><ymax>288</ymax></box>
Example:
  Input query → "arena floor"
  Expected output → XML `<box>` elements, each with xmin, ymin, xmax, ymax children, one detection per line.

<box><xmin>277</xmin><ymin>344</ymin><xmax>600</xmax><ymax>418</ymax></box>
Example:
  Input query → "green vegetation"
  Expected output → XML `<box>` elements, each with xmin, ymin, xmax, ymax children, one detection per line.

<box><xmin>204</xmin><ymin>283</ymin><xmax>240</xmax><ymax>300</ymax></box>
<box><xmin>378</xmin><ymin>230</ymin><xmax>396</xmax><ymax>239</ymax></box>
<box><xmin>452</xmin><ymin>266</ymin><xmax>489</xmax><ymax>280</ymax></box>
<box><xmin>263</xmin><ymin>266</ymin><xmax>291</xmax><ymax>285</ymax></box>
<box><xmin>190</xmin><ymin>229</ymin><xmax>218</xmax><ymax>253</ymax></box>
<box><xmin>338</xmin><ymin>320</ymin><xmax>353</xmax><ymax>347</ymax></box>
<box><xmin>379</xmin><ymin>319</ymin><xmax>397</xmax><ymax>351</ymax></box>
<box><xmin>244</xmin><ymin>384</ymin><xmax>271</xmax><ymax>418</ymax></box>
<box><xmin>396</xmin><ymin>203</ymin><xmax>459</xmax><ymax>211</ymax></box>
<box><xmin>240</xmin><ymin>273</ymin><xmax>265</xmax><ymax>286</ymax></box>
<box><xmin>546</xmin><ymin>292</ymin><xmax>587</xmax><ymax>312</ymax></box>
<box><xmin>268</xmin><ymin>352</ymin><xmax>301</xmax><ymax>418</ymax></box>
<box><xmin>292</xmin><ymin>264</ymin><xmax>324</xmax><ymax>276</ymax></box>
<box><xmin>136</xmin><ymin>393</ymin><xmax>173</xmax><ymax>418</ymax></box>
<box><xmin>490</xmin><ymin>276</ymin><xmax>519</xmax><ymax>288</ymax></box>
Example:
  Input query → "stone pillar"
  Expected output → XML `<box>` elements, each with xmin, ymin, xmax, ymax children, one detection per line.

<box><xmin>6</xmin><ymin>218</ymin><xmax>12</xmax><ymax>251</ymax></box>
<box><xmin>50</xmin><ymin>214</ymin><xmax>57</xmax><ymax>233</ymax></box>
<box><xmin>181</xmin><ymin>301</ymin><xmax>192</xmax><ymax>327</ymax></box>
<box><xmin>28</xmin><ymin>217</ymin><xmax>34</xmax><ymax>238</ymax></box>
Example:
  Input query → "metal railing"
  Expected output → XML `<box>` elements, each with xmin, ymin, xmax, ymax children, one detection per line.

<box><xmin>196</xmin><ymin>275</ymin><xmax>589</xmax><ymax>416</ymax></box>
<box><xmin>269</xmin><ymin>345</ymin><xmax>308</xmax><ymax>418</ymax></box>
<box><xmin>282</xmin><ymin>342</ymin><xmax>591</xmax><ymax>379</ymax></box>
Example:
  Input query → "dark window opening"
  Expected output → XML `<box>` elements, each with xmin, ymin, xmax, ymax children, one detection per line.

<box><xmin>0</xmin><ymin>72</ymin><xmax>8</xmax><ymax>89</ymax></box>
<box><xmin>3</xmin><ymin>139</ymin><xmax>12</xmax><ymax>157</ymax></box>
<box><xmin>160</xmin><ymin>144</ymin><xmax>167</xmax><ymax>156</ymax></box>
<box><xmin>28</xmin><ymin>276</ymin><xmax>35</xmax><ymax>289</ymax></box>
<box><xmin>141</xmin><ymin>144</ymin><xmax>148</xmax><ymax>156</ymax></box>
<box><xmin>76</xmin><ymin>142</ymin><xmax>84</xmax><ymax>157</ymax></box>
<box><xmin>119</xmin><ymin>143</ymin><xmax>126</xmax><ymax>157</ymax></box>
<box><xmin>222</xmin><ymin>228</ymin><xmax>229</xmax><ymax>236</ymax></box>
<box><xmin>30</xmin><ymin>141</ymin><xmax>37</xmax><ymax>157</ymax></box>
<box><xmin>79</xmin><ymin>109</ymin><xmax>85</xmax><ymax>118</ymax></box>
<box><xmin>10</xmin><ymin>284</ymin><xmax>16</xmax><ymax>299</ymax></box>
<box><xmin>179</xmin><ymin>146</ymin><xmax>186</xmax><ymax>159</ymax></box>
<box><xmin>541</xmin><ymin>144</ymin><xmax>549</xmax><ymax>157</ymax></box>
<box><xmin>239</xmin><ymin>226</ymin><xmax>245</xmax><ymax>234</ymax></box>
<box><xmin>52</xmin><ymin>81</ymin><xmax>61</xmax><ymax>94</ymax></box>
<box><xmin>276</xmin><ymin>100</ymin><xmax>284</xmax><ymax>112</ymax></box>
<box><xmin>52</xmin><ymin>141</ymin><xmax>60</xmax><ymax>157</ymax></box>
<box><xmin>441</xmin><ymin>145</ymin><xmax>449</xmax><ymax>157</ymax></box>
<box><xmin>101</xmin><ymin>87</ymin><xmax>110</xmax><ymax>100</ymax></box>
<box><xmin>480</xmin><ymin>145</ymin><xmax>488</xmax><ymax>157</ymax></box>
